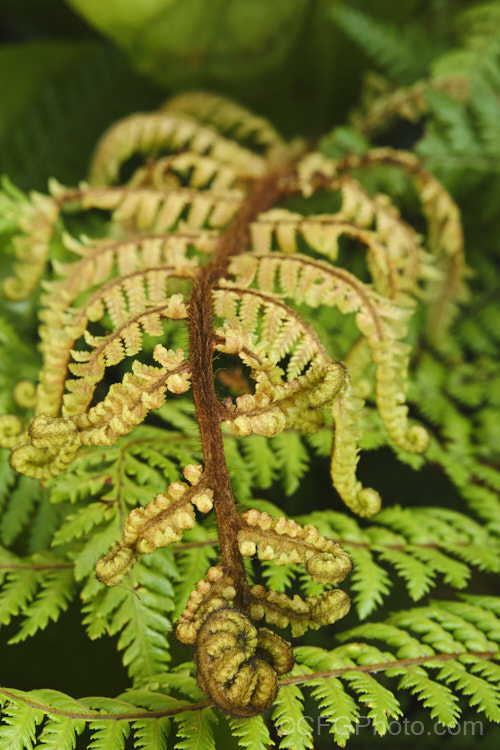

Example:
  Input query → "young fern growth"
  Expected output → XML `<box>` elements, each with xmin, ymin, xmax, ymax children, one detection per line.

<box><xmin>0</xmin><ymin>92</ymin><xmax>466</xmax><ymax>717</ymax></box>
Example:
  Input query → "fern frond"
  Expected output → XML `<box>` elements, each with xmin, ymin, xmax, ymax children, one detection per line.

<box><xmin>0</xmin><ymin>180</ymin><xmax>59</xmax><ymax>301</ymax></box>
<box><xmin>293</xmin><ymin>598</ymin><xmax>500</xmax><ymax>734</ymax></box>
<box><xmin>330</xmin><ymin>149</ymin><xmax>468</xmax><ymax>344</ymax></box>
<box><xmin>95</xmin><ymin>464</ymin><xmax>212</xmax><ymax>586</ymax></box>
<box><xmin>0</xmin><ymin>549</ymin><xmax>75</xmax><ymax>641</ymax></box>
<box><xmin>271</xmin><ymin>672</ymin><xmax>314</xmax><ymax>750</ymax></box>
<box><xmin>5</xmin><ymin>298</ymin><xmax>192</xmax><ymax>480</ymax></box>
<box><xmin>249</xmin><ymin>182</ymin><xmax>431</xmax><ymax>304</ymax></box>
<box><xmin>0</xmin><ymin>85</ymin><xmax>486</xmax><ymax>733</ymax></box>
<box><xmin>308</xmin><ymin>670</ymin><xmax>360</xmax><ymax>746</ymax></box>
<box><xmin>174</xmin><ymin>708</ymin><xmax>218</xmax><ymax>750</ymax></box>
<box><xmin>272</xmin><ymin>506</ymin><xmax>500</xmax><ymax>617</ymax></box>
<box><xmin>35</xmin><ymin>714</ymin><xmax>87</xmax><ymax>750</ymax></box>
<box><xmin>88</xmin><ymin>111</ymin><xmax>266</xmax><ymax>186</ymax></box>
<box><xmin>331</xmin><ymin>5</ymin><xmax>438</xmax><ymax>83</ymax></box>
<box><xmin>0</xmin><ymin>693</ymin><xmax>46</xmax><ymax>750</ymax></box>
<box><xmin>0</xmin><ymin>475</ymin><xmax>46</xmax><ymax>547</ymax></box>
<box><xmin>81</xmin><ymin>550</ymin><xmax>176</xmax><ymax>681</ymax></box>
<box><xmin>128</xmin><ymin>151</ymin><xmax>240</xmax><ymax>193</ymax></box>
<box><xmin>131</xmin><ymin>715</ymin><xmax>169</xmax><ymax>750</ymax></box>
<box><xmin>225</xmin><ymin>251</ymin><xmax>427</xmax><ymax>454</ymax></box>
<box><xmin>226</xmin><ymin>714</ymin><xmax>272</xmax><ymax>750</ymax></box>
<box><xmin>271</xmin><ymin>432</ymin><xmax>310</xmax><ymax>496</ymax></box>
<box><xmin>164</xmin><ymin>91</ymin><xmax>286</xmax><ymax>154</ymax></box>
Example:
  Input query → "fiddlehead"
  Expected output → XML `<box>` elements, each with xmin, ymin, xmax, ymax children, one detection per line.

<box><xmin>194</xmin><ymin>609</ymin><xmax>293</xmax><ymax>717</ymax></box>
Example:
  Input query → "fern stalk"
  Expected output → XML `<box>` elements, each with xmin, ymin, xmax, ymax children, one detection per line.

<box><xmin>187</xmin><ymin>167</ymin><xmax>290</xmax><ymax>608</ymax></box>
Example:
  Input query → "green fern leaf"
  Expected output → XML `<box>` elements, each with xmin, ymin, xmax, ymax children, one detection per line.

<box><xmin>407</xmin><ymin>546</ymin><xmax>470</xmax><ymax>588</ymax></box>
<box><xmin>51</xmin><ymin>502</ymin><xmax>113</xmax><ymax>546</ymax></box>
<box><xmin>0</xmin><ymin>689</ymin><xmax>91</xmax><ymax>750</ymax></box>
<box><xmin>465</xmin><ymin>656</ymin><xmax>500</xmax><ymax>692</ymax></box>
<box><xmin>241</xmin><ymin>435</ymin><xmax>278</xmax><ymax>489</ymax></box>
<box><xmin>436</xmin><ymin>659</ymin><xmax>500</xmax><ymax>721</ymax></box>
<box><xmin>374</xmin><ymin>547</ymin><xmax>435</xmax><ymax>600</ymax></box>
<box><xmin>262</xmin><ymin>559</ymin><xmax>299</xmax><ymax>593</ymax></box>
<box><xmin>271</xmin><ymin>432</ymin><xmax>310</xmax><ymax>496</ymax></box>
<box><xmin>88</xmin><ymin>721</ymin><xmax>131</xmax><ymax>750</ymax></box>
<box><xmin>307</xmin><ymin>676</ymin><xmax>359</xmax><ymax>747</ymax></box>
<box><xmin>82</xmin><ymin>551</ymin><xmax>176</xmax><ymax>681</ymax></box>
<box><xmin>132</xmin><ymin>716</ymin><xmax>169</xmax><ymax>750</ymax></box>
<box><xmin>226</xmin><ymin>715</ymin><xmax>272</xmax><ymax>750</ymax></box>
<box><xmin>8</xmin><ymin>567</ymin><xmax>75</xmax><ymax>643</ymax></box>
<box><xmin>336</xmin><ymin>621</ymin><xmax>430</xmax><ymax>659</ymax></box>
<box><xmin>341</xmin><ymin>671</ymin><xmax>402</xmax><ymax>735</ymax></box>
<box><xmin>0</xmin><ymin>565</ymin><xmax>39</xmax><ymax>628</ymax></box>
<box><xmin>36</xmin><ymin>715</ymin><xmax>86</xmax><ymax>750</ymax></box>
<box><xmin>272</xmin><ymin>673</ymin><xmax>313</xmax><ymax>750</ymax></box>
<box><xmin>0</xmin><ymin>696</ymin><xmax>45</xmax><ymax>750</ymax></box>
<box><xmin>1</xmin><ymin>476</ymin><xmax>44</xmax><ymax>546</ymax></box>
<box><xmin>385</xmin><ymin>664</ymin><xmax>460</xmax><ymax>725</ymax></box>
<box><xmin>0</xmin><ymin>551</ymin><xmax>75</xmax><ymax>636</ymax></box>
<box><xmin>331</xmin><ymin>5</ymin><xmax>436</xmax><ymax>82</ymax></box>
<box><xmin>347</xmin><ymin>545</ymin><xmax>392</xmax><ymax>619</ymax></box>
<box><xmin>453</xmin><ymin>541</ymin><xmax>500</xmax><ymax>572</ymax></box>
<box><xmin>174</xmin><ymin>709</ymin><xmax>218</xmax><ymax>750</ymax></box>
<box><xmin>305</xmin><ymin>428</ymin><xmax>334</xmax><ymax>457</ymax></box>
<box><xmin>29</xmin><ymin>499</ymin><xmax>60</xmax><ymax>555</ymax></box>
<box><xmin>298</xmin><ymin>505</ymin><xmax>500</xmax><ymax>614</ymax></box>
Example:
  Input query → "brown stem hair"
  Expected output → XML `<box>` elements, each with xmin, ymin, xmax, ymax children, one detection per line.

<box><xmin>187</xmin><ymin>167</ymin><xmax>291</xmax><ymax>610</ymax></box>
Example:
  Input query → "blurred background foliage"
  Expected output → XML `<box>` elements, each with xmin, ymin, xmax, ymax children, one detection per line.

<box><xmin>0</xmin><ymin>0</ymin><xmax>471</xmax><ymax>189</ymax></box>
<box><xmin>1</xmin><ymin>2</ymin><xmax>500</xmax><ymax>747</ymax></box>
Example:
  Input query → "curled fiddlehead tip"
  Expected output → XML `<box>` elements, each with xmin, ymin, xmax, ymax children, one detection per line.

<box><xmin>355</xmin><ymin>487</ymin><xmax>382</xmax><ymax>517</ymax></box>
<box><xmin>12</xmin><ymin>380</ymin><xmax>37</xmax><ymax>409</ymax></box>
<box><xmin>306</xmin><ymin>550</ymin><xmax>353</xmax><ymax>584</ymax></box>
<box><xmin>405</xmin><ymin>423</ymin><xmax>430</xmax><ymax>453</ymax></box>
<box><xmin>95</xmin><ymin>544</ymin><xmax>137</xmax><ymax>586</ymax></box>
<box><xmin>194</xmin><ymin>607</ymin><xmax>294</xmax><ymax>717</ymax></box>
<box><xmin>0</xmin><ymin>414</ymin><xmax>24</xmax><ymax>449</ymax></box>
<box><xmin>4</xmin><ymin>414</ymin><xmax>82</xmax><ymax>480</ymax></box>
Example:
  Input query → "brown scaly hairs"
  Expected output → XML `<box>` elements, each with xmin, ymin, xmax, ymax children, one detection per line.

<box><xmin>0</xmin><ymin>92</ymin><xmax>467</xmax><ymax>717</ymax></box>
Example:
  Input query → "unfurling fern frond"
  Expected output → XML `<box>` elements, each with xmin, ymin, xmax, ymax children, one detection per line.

<box><xmin>0</xmin><ymin>88</ymin><xmax>473</xmax><ymax>728</ymax></box>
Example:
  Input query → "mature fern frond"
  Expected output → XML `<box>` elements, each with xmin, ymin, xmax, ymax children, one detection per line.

<box><xmin>339</xmin><ymin>1</ymin><xmax>500</xmax><ymax>228</ymax></box>
<box><xmin>82</xmin><ymin>550</ymin><xmax>177</xmax><ymax>681</ymax></box>
<box><xmin>0</xmin><ymin>547</ymin><xmax>75</xmax><ymax>641</ymax></box>
<box><xmin>331</xmin><ymin>5</ymin><xmax>441</xmax><ymax>84</ymax></box>
<box><xmin>1</xmin><ymin>598</ymin><xmax>499</xmax><ymax>748</ymax></box>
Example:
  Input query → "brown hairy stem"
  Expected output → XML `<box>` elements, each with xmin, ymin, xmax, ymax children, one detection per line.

<box><xmin>187</xmin><ymin>167</ymin><xmax>292</xmax><ymax>610</ymax></box>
